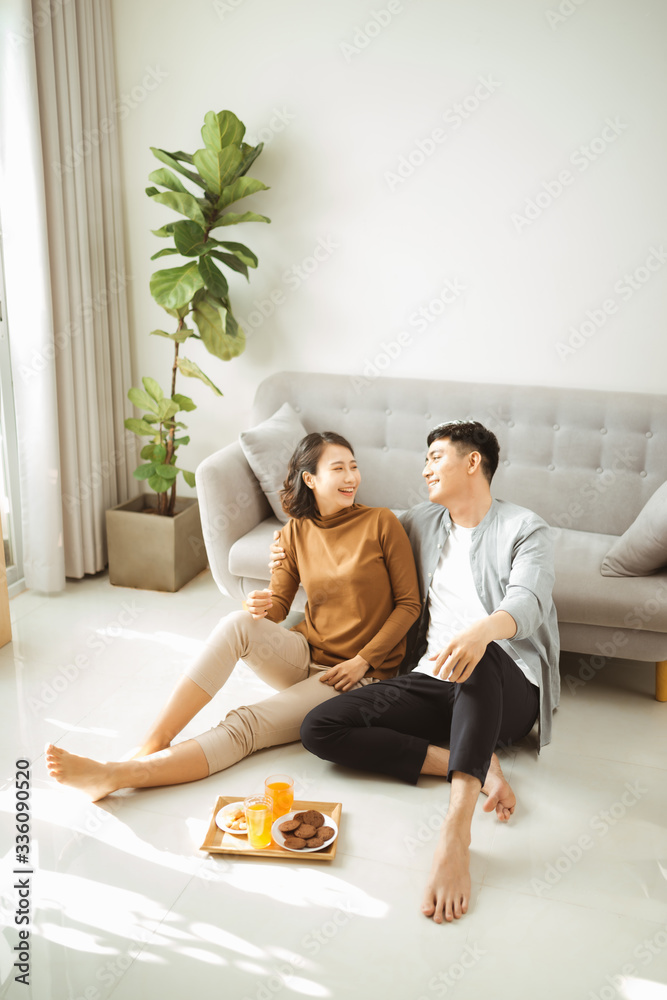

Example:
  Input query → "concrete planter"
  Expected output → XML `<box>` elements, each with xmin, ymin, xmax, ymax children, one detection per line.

<box><xmin>106</xmin><ymin>495</ymin><xmax>208</xmax><ymax>592</ymax></box>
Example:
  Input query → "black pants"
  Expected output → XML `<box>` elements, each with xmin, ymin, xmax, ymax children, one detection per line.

<box><xmin>300</xmin><ymin>642</ymin><xmax>540</xmax><ymax>785</ymax></box>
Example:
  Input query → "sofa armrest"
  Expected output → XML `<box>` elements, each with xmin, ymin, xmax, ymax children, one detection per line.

<box><xmin>195</xmin><ymin>441</ymin><xmax>271</xmax><ymax>599</ymax></box>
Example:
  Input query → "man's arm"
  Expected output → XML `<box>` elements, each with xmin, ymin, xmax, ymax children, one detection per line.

<box><xmin>431</xmin><ymin>610</ymin><xmax>517</xmax><ymax>682</ymax></box>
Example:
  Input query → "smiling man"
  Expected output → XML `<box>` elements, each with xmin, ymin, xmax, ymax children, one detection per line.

<box><xmin>299</xmin><ymin>420</ymin><xmax>560</xmax><ymax>924</ymax></box>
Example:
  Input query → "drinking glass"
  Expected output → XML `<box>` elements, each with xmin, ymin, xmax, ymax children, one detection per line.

<box><xmin>264</xmin><ymin>774</ymin><xmax>294</xmax><ymax>821</ymax></box>
<box><xmin>243</xmin><ymin>795</ymin><xmax>273</xmax><ymax>849</ymax></box>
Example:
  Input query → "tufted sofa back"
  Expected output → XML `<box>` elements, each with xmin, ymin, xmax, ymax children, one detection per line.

<box><xmin>252</xmin><ymin>372</ymin><xmax>667</xmax><ymax>537</ymax></box>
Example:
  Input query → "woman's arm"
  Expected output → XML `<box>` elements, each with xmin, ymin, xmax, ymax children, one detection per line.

<box><xmin>320</xmin><ymin>510</ymin><xmax>421</xmax><ymax>689</ymax></box>
<box><xmin>263</xmin><ymin>521</ymin><xmax>301</xmax><ymax>624</ymax></box>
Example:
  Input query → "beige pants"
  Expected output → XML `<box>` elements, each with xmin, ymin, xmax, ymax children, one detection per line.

<box><xmin>187</xmin><ymin>610</ymin><xmax>377</xmax><ymax>775</ymax></box>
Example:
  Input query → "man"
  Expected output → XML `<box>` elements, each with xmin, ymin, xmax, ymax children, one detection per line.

<box><xmin>293</xmin><ymin>420</ymin><xmax>560</xmax><ymax>924</ymax></box>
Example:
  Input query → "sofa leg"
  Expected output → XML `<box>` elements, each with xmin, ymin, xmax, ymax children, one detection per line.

<box><xmin>657</xmin><ymin>661</ymin><xmax>667</xmax><ymax>702</ymax></box>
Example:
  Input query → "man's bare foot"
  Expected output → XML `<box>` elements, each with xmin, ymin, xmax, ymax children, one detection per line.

<box><xmin>45</xmin><ymin>744</ymin><xmax>120</xmax><ymax>802</ymax></box>
<box><xmin>422</xmin><ymin>829</ymin><xmax>471</xmax><ymax>923</ymax></box>
<box><xmin>481</xmin><ymin>753</ymin><xmax>516</xmax><ymax>822</ymax></box>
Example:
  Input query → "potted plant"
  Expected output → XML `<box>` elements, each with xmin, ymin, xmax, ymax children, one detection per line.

<box><xmin>106</xmin><ymin>109</ymin><xmax>270</xmax><ymax>592</ymax></box>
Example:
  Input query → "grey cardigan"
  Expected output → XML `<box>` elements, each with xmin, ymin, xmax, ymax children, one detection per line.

<box><xmin>399</xmin><ymin>499</ymin><xmax>561</xmax><ymax>748</ymax></box>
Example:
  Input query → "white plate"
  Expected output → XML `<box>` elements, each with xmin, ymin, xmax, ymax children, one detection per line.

<box><xmin>215</xmin><ymin>801</ymin><xmax>248</xmax><ymax>836</ymax></box>
<box><xmin>271</xmin><ymin>811</ymin><xmax>338</xmax><ymax>853</ymax></box>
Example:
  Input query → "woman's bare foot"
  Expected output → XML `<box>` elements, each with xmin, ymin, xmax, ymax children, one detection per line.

<box><xmin>421</xmin><ymin>828</ymin><xmax>471</xmax><ymax>923</ymax></box>
<box><xmin>45</xmin><ymin>744</ymin><xmax>120</xmax><ymax>802</ymax></box>
<box><xmin>481</xmin><ymin>753</ymin><xmax>516</xmax><ymax>822</ymax></box>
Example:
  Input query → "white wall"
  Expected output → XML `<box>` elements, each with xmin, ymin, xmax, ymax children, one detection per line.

<box><xmin>110</xmin><ymin>0</ymin><xmax>667</xmax><ymax>491</ymax></box>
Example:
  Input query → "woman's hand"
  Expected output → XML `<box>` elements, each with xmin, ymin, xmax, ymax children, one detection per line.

<box><xmin>243</xmin><ymin>589</ymin><xmax>273</xmax><ymax>620</ymax></box>
<box><xmin>319</xmin><ymin>655</ymin><xmax>369</xmax><ymax>692</ymax></box>
<box><xmin>269</xmin><ymin>530</ymin><xmax>286</xmax><ymax>572</ymax></box>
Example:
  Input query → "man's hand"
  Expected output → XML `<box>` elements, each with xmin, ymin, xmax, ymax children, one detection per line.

<box><xmin>431</xmin><ymin>611</ymin><xmax>517</xmax><ymax>683</ymax></box>
<box><xmin>243</xmin><ymin>589</ymin><xmax>273</xmax><ymax>620</ymax></box>
<box><xmin>269</xmin><ymin>530</ymin><xmax>286</xmax><ymax>572</ymax></box>
<box><xmin>319</xmin><ymin>655</ymin><xmax>369</xmax><ymax>691</ymax></box>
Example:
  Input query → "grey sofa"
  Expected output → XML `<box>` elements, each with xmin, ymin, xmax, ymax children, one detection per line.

<box><xmin>195</xmin><ymin>371</ymin><xmax>667</xmax><ymax>701</ymax></box>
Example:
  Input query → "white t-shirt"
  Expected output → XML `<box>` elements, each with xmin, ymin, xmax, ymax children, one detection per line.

<box><xmin>414</xmin><ymin>521</ymin><xmax>537</xmax><ymax>686</ymax></box>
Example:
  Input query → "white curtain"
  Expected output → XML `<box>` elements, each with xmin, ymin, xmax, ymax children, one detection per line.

<box><xmin>0</xmin><ymin>0</ymin><xmax>137</xmax><ymax>591</ymax></box>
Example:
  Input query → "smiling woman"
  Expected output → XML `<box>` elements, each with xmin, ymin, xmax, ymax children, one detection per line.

<box><xmin>46</xmin><ymin>430</ymin><xmax>421</xmax><ymax>800</ymax></box>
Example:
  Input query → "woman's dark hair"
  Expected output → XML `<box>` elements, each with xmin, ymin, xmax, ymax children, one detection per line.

<box><xmin>280</xmin><ymin>431</ymin><xmax>355</xmax><ymax>519</ymax></box>
<box><xmin>427</xmin><ymin>420</ymin><xmax>500</xmax><ymax>483</ymax></box>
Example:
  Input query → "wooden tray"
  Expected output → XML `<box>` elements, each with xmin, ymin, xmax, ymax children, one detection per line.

<box><xmin>200</xmin><ymin>797</ymin><xmax>342</xmax><ymax>862</ymax></box>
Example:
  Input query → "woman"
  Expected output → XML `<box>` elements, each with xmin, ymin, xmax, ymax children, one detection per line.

<box><xmin>46</xmin><ymin>431</ymin><xmax>421</xmax><ymax>800</ymax></box>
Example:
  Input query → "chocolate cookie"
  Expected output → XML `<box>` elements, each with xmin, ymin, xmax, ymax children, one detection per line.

<box><xmin>292</xmin><ymin>812</ymin><xmax>307</xmax><ymax>822</ymax></box>
<box><xmin>283</xmin><ymin>835</ymin><xmax>307</xmax><ymax>849</ymax></box>
<box><xmin>307</xmin><ymin>836</ymin><xmax>326</xmax><ymax>849</ymax></box>
<box><xmin>278</xmin><ymin>819</ymin><xmax>301</xmax><ymax>833</ymax></box>
<box><xmin>301</xmin><ymin>810</ymin><xmax>324</xmax><ymax>828</ymax></box>
<box><xmin>319</xmin><ymin>826</ymin><xmax>335</xmax><ymax>841</ymax></box>
<box><xmin>295</xmin><ymin>824</ymin><xmax>317</xmax><ymax>839</ymax></box>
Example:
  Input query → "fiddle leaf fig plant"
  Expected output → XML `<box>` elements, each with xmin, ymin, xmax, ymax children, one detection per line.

<box><xmin>125</xmin><ymin>109</ymin><xmax>270</xmax><ymax>516</ymax></box>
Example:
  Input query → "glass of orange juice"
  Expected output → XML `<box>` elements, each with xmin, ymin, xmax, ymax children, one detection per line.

<box><xmin>243</xmin><ymin>795</ymin><xmax>273</xmax><ymax>849</ymax></box>
<box><xmin>264</xmin><ymin>774</ymin><xmax>294</xmax><ymax>821</ymax></box>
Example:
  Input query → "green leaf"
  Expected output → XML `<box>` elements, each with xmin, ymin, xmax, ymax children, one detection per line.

<box><xmin>212</xmin><ymin>210</ymin><xmax>271</xmax><ymax>229</ymax></box>
<box><xmin>177</xmin><ymin>356</ymin><xmax>223</xmax><ymax>395</ymax></box>
<box><xmin>157</xmin><ymin>399</ymin><xmax>179</xmax><ymax>421</ymax></box>
<box><xmin>133</xmin><ymin>463</ymin><xmax>156</xmax><ymax>480</ymax></box>
<box><xmin>193</xmin><ymin>147</ymin><xmax>243</xmax><ymax>196</ymax></box>
<box><xmin>148</xmin><ymin>474</ymin><xmax>172</xmax><ymax>493</ymax></box>
<box><xmin>150</xmin><ymin>327</ymin><xmax>194</xmax><ymax>343</ymax></box>
<box><xmin>181</xmin><ymin>469</ymin><xmax>196</xmax><ymax>488</ymax></box>
<box><xmin>216</xmin><ymin>176</ymin><xmax>269</xmax><ymax>211</ymax></box>
<box><xmin>148</xmin><ymin>167</ymin><xmax>188</xmax><ymax>193</ymax></box>
<box><xmin>150</xmin><ymin>247</ymin><xmax>180</xmax><ymax>260</ymax></box>
<box><xmin>172</xmin><ymin>393</ymin><xmax>196</xmax><ymax>412</ymax></box>
<box><xmin>219</xmin><ymin>241</ymin><xmax>258</xmax><ymax>267</ymax></box>
<box><xmin>150</xmin><ymin>262</ymin><xmax>204</xmax><ymax>310</ymax></box>
<box><xmin>140</xmin><ymin>444</ymin><xmax>154</xmax><ymax>460</ymax></box>
<box><xmin>170</xmin><ymin>150</ymin><xmax>194</xmax><ymax>163</ymax></box>
<box><xmin>142</xmin><ymin>377</ymin><xmax>164</xmax><ymax>402</ymax></box>
<box><xmin>172</xmin><ymin>220</ymin><xmax>215</xmax><ymax>258</ymax></box>
<box><xmin>201</xmin><ymin>110</ymin><xmax>246</xmax><ymax>151</ymax></box>
<box><xmin>198</xmin><ymin>255</ymin><xmax>229</xmax><ymax>298</ymax></box>
<box><xmin>150</xmin><ymin>147</ymin><xmax>206</xmax><ymax>189</ymax></box>
<box><xmin>208</xmin><ymin>251</ymin><xmax>248</xmax><ymax>280</ymax></box>
<box><xmin>128</xmin><ymin>387</ymin><xmax>159</xmax><ymax>413</ymax></box>
<box><xmin>151</xmin><ymin>223</ymin><xmax>176</xmax><ymax>238</ymax></box>
<box><xmin>156</xmin><ymin>463</ymin><xmax>178</xmax><ymax>479</ymax></box>
<box><xmin>174</xmin><ymin>435</ymin><xmax>191</xmax><ymax>446</ymax></box>
<box><xmin>237</xmin><ymin>142</ymin><xmax>264</xmax><ymax>178</ymax></box>
<box><xmin>125</xmin><ymin>417</ymin><xmax>158</xmax><ymax>436</ymax></box>
<box><xmin>151</xmin><ymin>191</ymin><xmax>206</xmax><ymax>228</ymax></box>
<box><xmin>192</xmin><ymin>296</ymin><xmax>245</xmax><ymax>361</ymax></box>
<box><xmin>145</xmin><ymin>186</ymin><xmax>159</xmax><ymax>198</ymax></box>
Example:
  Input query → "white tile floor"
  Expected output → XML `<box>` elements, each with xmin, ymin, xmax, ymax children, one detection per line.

<box><xmin>1</xmin><ymin>569</ymin><xmax>666</xmax><ymax>1000</ymax></box>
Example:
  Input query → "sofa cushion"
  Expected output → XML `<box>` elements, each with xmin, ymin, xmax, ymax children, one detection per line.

<box><xmin>239</xmin><ymin>402</ymin><xmax>306</xmax><ymax>523</ymax></box>
<box><xmin>554</xmin><ymin>528</ymin><xmax>667</xmax><ymax>631</ymax></box>
<box><xmin>600</xmin><ymin>481</ymin><xmax>667</xmax><ymax>577</ymax></box>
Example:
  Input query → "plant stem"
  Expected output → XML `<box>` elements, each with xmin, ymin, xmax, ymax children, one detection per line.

<box><xmin>166</xmin><ymin>320</ymin><xmax>184</xmax><ymax>516</ymax></box>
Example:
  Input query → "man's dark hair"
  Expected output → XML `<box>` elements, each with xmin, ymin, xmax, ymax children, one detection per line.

<box><xmin>426</xmin><ymin>420</ymin><xmax>500</xmax><ymax>483</ymax></box>
<box><xmin>280</xmin><ymin>431</ymin><xmax>355</xmax><ymax>519</ymax></box>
